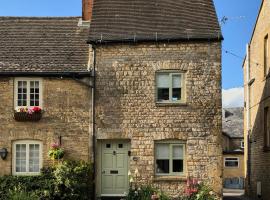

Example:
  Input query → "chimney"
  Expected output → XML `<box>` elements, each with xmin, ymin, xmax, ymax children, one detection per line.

<box><xmin>82</xmin><ymin>0</ymin><xmax>93</xmax><ymax>21</ymax></box>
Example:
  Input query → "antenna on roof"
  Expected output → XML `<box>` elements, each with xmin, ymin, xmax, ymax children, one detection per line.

<box><xmin>100</xmin><ymin>34</ymin><xmax>103</xmax><ymax>42</ymax></box>
<box><xmin>134</xmin><ymin>34</ymin><xmax>136</xmax><ymax>42</ymax></box>
<box><xmin>155</xmin><ymin>32</ymin><xmax>158</xmax><ymax>42</ymax></box>
<box><xmin>220</xmin><ymin>16</ymin><xmax>246</xmax><ymax>26</ymax></box>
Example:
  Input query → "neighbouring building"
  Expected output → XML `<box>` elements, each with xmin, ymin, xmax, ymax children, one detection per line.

<box><xmin>222</xmin><ymin>108</ymin><xmax>245</xmax><ymax>189</ymax></box>
<box><xmin>243</xmin><ymin>0</ymin><xmax>270</xmax><ymax>199</ymax></box>
<box><xmin>0</xmin><ymin>0</ymin><xmax>223</xmax><ymax>199</ymax></box>
<box><xmin>0</xmin><ymin>16</ymin><xmax>92</xmax><ymax>174</ymax></box>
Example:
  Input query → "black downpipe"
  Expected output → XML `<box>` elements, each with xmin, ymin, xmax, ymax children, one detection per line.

<box><xmin>91</xmin><ymin>45</ymin><xmax>96</xmax><ymax>199</ymax></box>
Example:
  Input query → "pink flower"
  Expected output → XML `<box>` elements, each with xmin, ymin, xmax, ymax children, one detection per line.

<box><xmin>51</xmin><ymin>142</ymin><xmax>60</xmax><ymax>149</ymax></box>
<box><xmin>27</xmin><ymin>108</ymin><xmax>34</xmax><ymax>115</ymax></box>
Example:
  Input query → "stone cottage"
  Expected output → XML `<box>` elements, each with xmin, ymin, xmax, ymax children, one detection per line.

<box><xmin>243</xmin><ymin>0</ymin><xmax>270</xmax><ymax>199</ymax></box>
<box><xmin>0</xmin><ymin>17</ymin><xmax>92</xmax><ymax>174</ymax></box>
<box><xmin>88</xmin><ymin>0</ymin><xmax>223</xmax><ymax>198</ymax></box>
<box><xmin>0</xmin><ymin>0</ymin><xmax>223</xmax><ymax>198</ymax></box>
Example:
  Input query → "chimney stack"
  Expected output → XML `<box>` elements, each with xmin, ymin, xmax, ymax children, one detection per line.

<box><xmin>82</xmin><ymin>0</ymin><xmax>93</xmax><ymax>21</ymax></box>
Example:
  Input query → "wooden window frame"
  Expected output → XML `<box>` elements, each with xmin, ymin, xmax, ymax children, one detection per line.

<box><xmin>12</xmin><ymin>140</ymin><xmax>43</xmax><ymax>175</ymax></box>
<box><xmin>155</xmin><ymin>71</ymin><xmax>186</xmax><ymax>104</ymax></box>
<box><xmin>224</xmin><ymin>157</ymin><xmax>239</xmax><ymax>168</ymax></box>
<box><xmin>14</xmin><ymin>78</ymin><xmax>43</xmax><ymax>110</ymax></box>
<box><xmin>155</xmin><ymin>141</ymin><xmax>186</xmax><ymax>176</ymax></box>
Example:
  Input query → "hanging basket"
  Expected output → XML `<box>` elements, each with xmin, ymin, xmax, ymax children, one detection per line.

<box><xmin>14</xmin><ymin>112</ymin><xmax>42</xmax><ymax>122</ymax></box>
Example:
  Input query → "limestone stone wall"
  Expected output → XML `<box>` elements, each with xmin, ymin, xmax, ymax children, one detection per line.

<box><xmin>0</xmin><ymin>77</ymin><xmax>91</xmax><ymax>175</ymax></box>
<box><xmin>243</xmin><ymin>0</ymin><xmax>270</xmax><ymax>198</ymax></box>
<box><xmin>94</xmin><ymin>41</ymin><xmax>222</xmax><ymax>196</ymax></box>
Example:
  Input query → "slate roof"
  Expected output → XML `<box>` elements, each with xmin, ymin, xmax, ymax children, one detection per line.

<box><xmin>222</xmin><ymin>107</ymin><xmax>244</xmax><ymax>138</ymax></box>
<box><xmin>0</xmin><ymin>17</ymin><xmax>90</xmax><ymax>73</ymax></box>
<box><xmin>88</xmin><ymin>0</ymin><xmax>222</xmax><ymax>43</ymax></box>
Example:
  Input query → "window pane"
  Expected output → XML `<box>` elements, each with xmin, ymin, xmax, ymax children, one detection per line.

<box><xmin>29</xmin><ymin>144</ymin><xmax>40</xmax><ymax>172</ymax></box>
<box><xmin>172</xmin><ymin>75</ymin><xmax>181</xmax><ymax>88</ymax></box>
<box><xmin>156</xmin><ymin>159</ymin><xmax>169</xmax><ymax>173</ymax></box>
<box><xmin>17</xmin><ymin>81</ymin><xmax>27</xmax><ymax>106</ymax></box>
<box><xmin>158</xmin><ymin>88</ymin><xmax>169</xmax><ymax>101</ymax></box>
<box><xmin>173</xmin><ymin>160</ymin><xmax>183</xmax><ymax>172</ymax></box>
<box><xmin>156</xmin><ymin>144</ymin><xmax>169</xmax><ymax>158</ymax></box>
<box><xmin>173</xmin><ymin>145</ymin><xmax>183</xmax><ymax>159</ymax></box>
<box><xmin>157</xmin><ymin>74</ymin><xmax>170</xmax><ymax>88</ymax></box>
<box><xmin>15</xmin><ymin>144</ymin><xmax>27</xmax><ymax>172</ymax></box>
<box><xmin>30</xmin><ymin>81</ymin><xmax>40</xmax><ymax>106</ymax></box>
<box><xmin>225</xmin><ymin>161</ymin><xmax>238</xmax><ymax>167</ymax></box>
<box><xmin>172</xmin><ymin>88</ymin><xmax>181</xmax><ymax>101</ymax></box>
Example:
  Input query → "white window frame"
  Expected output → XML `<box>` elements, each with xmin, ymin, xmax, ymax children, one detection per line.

<box><xmin>155</xmin><ymin>71</ymin><xmax>186</xmax><ymax>104</ymax></box>
<box><xmin>224</xmin><ymin>157</ymin><xmax>239</xmax><ymax>168</ymax></box>
<box><xmin>155</xmin><ymin>141</ymin><xmax>186</xmax><ymax>176</ymax></box>
<box><xmin>14</xmin><ymin>78</ymin><xmax>43</xmax><ymax>110</ymax></box>
<box><xmin>12</xmin><ymin>140</ymin><xmax>43</xmax><ymax>175</ymax></box>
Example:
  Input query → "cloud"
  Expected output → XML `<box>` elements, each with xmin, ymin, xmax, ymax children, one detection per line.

<box><xmin>222</xmin><ymin>87</ymin><xmax>244</xmax><ymax>108</ymax></box>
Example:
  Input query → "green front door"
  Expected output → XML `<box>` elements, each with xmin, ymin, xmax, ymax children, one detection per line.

<box><xmin>101</xmin><ymin>140</ymin><xmax>130</xmax><ymax>196</ymax></box>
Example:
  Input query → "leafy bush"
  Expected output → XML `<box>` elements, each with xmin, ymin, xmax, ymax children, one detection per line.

<box><xmin>53</xmin><ymin>160</ymin><xmax>93</xmax><ymax>200</ymax></box>
<box><xmin>180</xmin><ymin>178</ymin><xmax>218</xmax><ymax>200</ymax></box>
<box><xmin>125</xmin><ymin>185</ymin><xmax>170</xmax><ymax>200</ymax></box>
<box><xmin>0</xmin><ymin>160</ymin><xmax>93</xmax><ymax>200</ymax></box>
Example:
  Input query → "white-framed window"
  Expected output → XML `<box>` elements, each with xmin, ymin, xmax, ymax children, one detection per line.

<box><xmin>12</xmin><ymin>140</ymin><xmax>43</xmax><ymax>175</ymax></box>
<box><xmin>241</xmin><ymin>140</ymin><xmax>244</xmax><ymax>149</ymax></box>
<box><xmin>14</xmin><ymin>78</ymin><xmax>42</xmax><ymax>109</ymax></box>
<box><xmin>156</xmin><ymin>72</ymin><xmax>186</xmax><ymax>103</ymax></box>
<box><xmin>155</xmin><ymin>141</ymin><xmax>185</xmax><ymax>176</ymax></box>
<box><xmin>224</xmin><ymin>157</ymin><xmax>239</xmax><ymax>168</ymax></box>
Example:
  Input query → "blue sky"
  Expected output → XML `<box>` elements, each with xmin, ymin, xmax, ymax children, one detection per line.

<box><xmin>0</xmin><ymin>0</ymin><xmax>262</xmax><ymax>90</ymax></box>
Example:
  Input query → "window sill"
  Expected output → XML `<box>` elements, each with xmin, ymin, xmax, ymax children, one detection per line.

<box><xmin>156</xmin><ymin>102</ymin><xmax>187</xmax><ymax>107</ymax></box>
<box><xmin>153</xmin><ymin>176</ymin><xmax>187</xmax><ymax>182</ymax></box>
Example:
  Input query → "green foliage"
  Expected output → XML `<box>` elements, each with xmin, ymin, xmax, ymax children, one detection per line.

<box><xmin>126</xmin><ymin>185</ymin><xmax>170</xmax><ymax>200</ymax></box>
<box><xmin>0</xmin><ymin>160</ymin><xmax>93</xmax><ymax>200</ymax></box>
<box><xmin>53</xmin><ymin>160</ymin><xmax>93</xmax><ymax>200</ymax></box>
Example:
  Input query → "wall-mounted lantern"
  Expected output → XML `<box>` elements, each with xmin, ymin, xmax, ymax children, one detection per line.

<box><xmin>0</xmin><ymin>148</ymin><xmax>8</xmax><ymax>160</ymax></box>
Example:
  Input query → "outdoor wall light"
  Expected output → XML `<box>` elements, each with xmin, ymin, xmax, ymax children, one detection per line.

<box><xmin>0</xmin><ymin>148</ymin><xmax>8</xmax><ymax>160</ymax></box>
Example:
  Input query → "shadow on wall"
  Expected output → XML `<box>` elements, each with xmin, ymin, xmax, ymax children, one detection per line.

<box><xmin>247</xmin><ymin>73</ymin><xmax>270</xmax><ymax>199</ymax></box>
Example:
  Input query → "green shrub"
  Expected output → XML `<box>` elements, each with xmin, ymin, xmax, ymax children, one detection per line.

<box><xmin>0</xmin><ymin>160</ymin><xmax>93</xmax><ymax>200</ymax></box>
<box><xmin>53</xmin><ymin>160</ymin><xmax>93</xmax><ymax>200</ymax></box>
<box><xmin>126</xmin><ymin>185</ymin><xmax>170</xmax><ymax>200</ymax></box>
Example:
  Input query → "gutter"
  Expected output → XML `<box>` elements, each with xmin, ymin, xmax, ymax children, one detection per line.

<box><xmin>0</xmin><ymin>71</ymin><xmax>91</xmax><ymax>78</ymax></box>
<box><xmin>87</xmin><ymin>37</ymin><xmax>224</xmax><ymax>45</ymax></box>
<box><xmin>246</xmin><ymin>44</ymin><xmax>251</xmax><ymax>186</ymax></box>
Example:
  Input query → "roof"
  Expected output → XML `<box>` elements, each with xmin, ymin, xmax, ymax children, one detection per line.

<box><xmin>0</xmin><ymin>17</ymin><xmax>90</xmax><ymax>73</ymax></box>
<box><xmin>222</xmin><ymin>107</ymin><xmax>244</xmax><ymax>138</ymax></box>
<box><xmin>88</xmin><ymin>0</ymin><xmax>222</xmax><ymax>44</ymax></box>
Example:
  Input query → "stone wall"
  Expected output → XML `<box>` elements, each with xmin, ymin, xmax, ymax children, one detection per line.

<box><xmin>0</xmin><ymin>77</ymin><xmax>91</xmax><ymax>175</ymax></box>
<box><xmin>94</xmin><ymin>41</ymin><xmax>222</xmax><ymax>196</ymax></box>
<box><xmin>243</xmin><ymin>0</ymin><xmax>270</xmax><ymax>198</ymax></box>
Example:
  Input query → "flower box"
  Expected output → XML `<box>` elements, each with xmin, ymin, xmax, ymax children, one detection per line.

<box><xmin>14</xmin><ymin>112</ymin><xmax>42</xmax><ymax>122</ymax></box>
<box><xmin>14</xmin><ymin>107</ymin><xmax>42</xmax><ymax>122</ymax></box>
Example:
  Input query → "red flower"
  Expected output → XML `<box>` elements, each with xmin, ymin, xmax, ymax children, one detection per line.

<box><xmin>32</xmin><ymin>106</ymin><xmax>41</xmax><ymax>113</ymax></box>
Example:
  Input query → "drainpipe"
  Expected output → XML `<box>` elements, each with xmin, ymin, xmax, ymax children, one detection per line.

<box><xmin>91</xmin><ymin>45</ymin><xmax>96</xmax><ymax>199</ymax></box>
<box><xmin>246</xmin><ymin>44</ymin><xmax>251</xmax><ymax>186</ymax></box>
